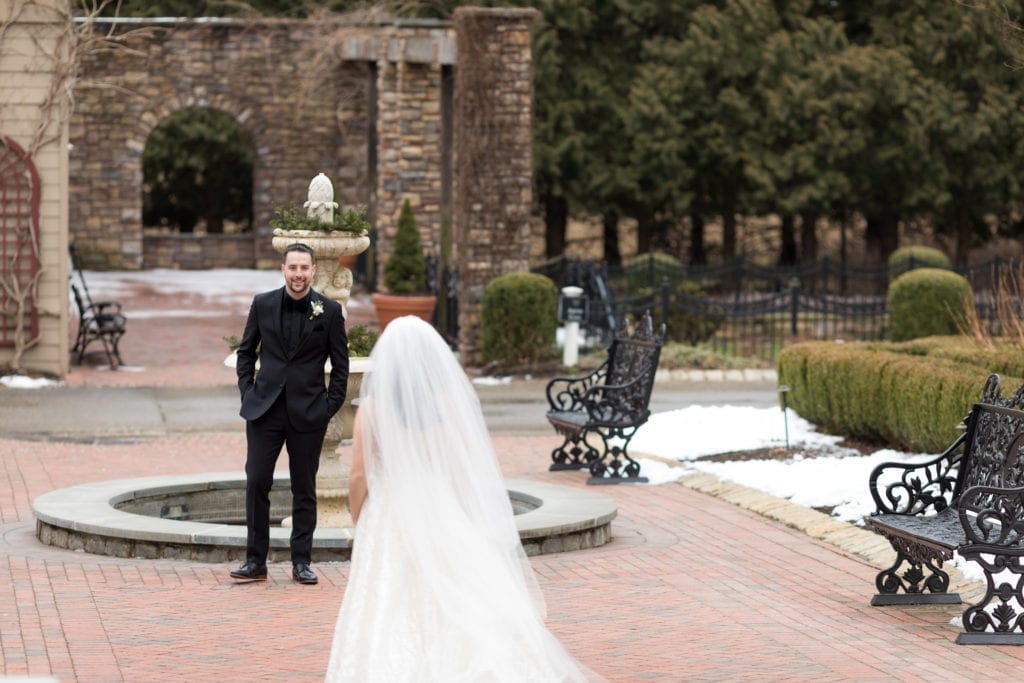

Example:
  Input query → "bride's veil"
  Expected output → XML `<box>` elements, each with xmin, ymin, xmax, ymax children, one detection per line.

<box><xmin>359</xmin><ymin>316</ymin><xmax>547</xmax><ymax>617</ymax></box>
<box><xmin>342</xmin><ymin>315</ymin><xmax>597</xmax><ymax>681</ymax></box>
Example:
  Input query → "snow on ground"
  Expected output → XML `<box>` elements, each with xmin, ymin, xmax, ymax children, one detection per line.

<box><xmin>631</xmin><ymin>404</ymin><xmax>926</xmax><ymax>524</ymax></box>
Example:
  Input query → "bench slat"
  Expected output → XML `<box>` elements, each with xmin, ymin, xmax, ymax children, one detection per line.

<box><xmin>866</xmin><ymin>508</ymin><xmax>963</xmax><ymax>554</ymax></box>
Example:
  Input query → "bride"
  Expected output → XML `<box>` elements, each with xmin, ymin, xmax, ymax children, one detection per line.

<box><xmin>325</xmin><ymin>316</ymin><xmax>595</xmax><ymax>682</ymax></box>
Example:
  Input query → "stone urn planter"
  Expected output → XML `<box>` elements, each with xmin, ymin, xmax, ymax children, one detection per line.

<box><xmin>271</xmin><ymin>229</ymin><xmax>370</xmax><ymax>315</ymax></box>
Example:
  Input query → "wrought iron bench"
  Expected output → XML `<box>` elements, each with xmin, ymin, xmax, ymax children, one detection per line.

<box><xmin>69</xmin><ymin>244</ymin><xmax>126</xmax><ymax>368</ymax></box>
<box><xmin>866</xmin><ymin>374</ymin><xmax>1024</xmax><ymax>644</ymax></box>
<box><xmin>545</xmin><ymin>312</ymin><xmax>665</xmax><ymax>485</ymax></box>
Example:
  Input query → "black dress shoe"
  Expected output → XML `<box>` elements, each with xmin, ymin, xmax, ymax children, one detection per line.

<box><xmin>230</xmin><ymin>561</ymin><xmax>267</xmax><ymax>581</ymax></box>
<box><xmin>292</xmin><ymin>563</ymin><xmax>318</xmax><ymax>585</ymax></box>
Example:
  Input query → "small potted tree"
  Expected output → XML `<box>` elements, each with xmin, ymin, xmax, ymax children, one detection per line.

<box><xmin>371</xmin><ymin>199</ymin><xmax>437</xmax><ymax>330</ymax></box>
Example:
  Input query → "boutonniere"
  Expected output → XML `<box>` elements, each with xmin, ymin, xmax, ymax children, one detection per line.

<box><xmin>309</xmin><ymin>300</ymin><xmax>324</xmax><ymax>320</ymax></box>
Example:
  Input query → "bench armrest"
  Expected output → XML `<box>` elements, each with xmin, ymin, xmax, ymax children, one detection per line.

<box><xmin>580</xmin><ymin>373</ymin><xmax>653</xmax><ymax>426</ymax></box>
<box><xmin>869</xmin><ymin>431</ymin><xmax>967</xmax><ymax>516</ymax></box>
<box><xmin>545</xmin><ymin>361</ymin><xmax>608</xmax><ymax>411</ymax></box>
<box><xmin>93</xmin><ymin>301</ymin><xmax>122</xmax><ymax>314</ymax></box>
<box><xmin>958</xmin><ymin>485</ymin><xmax>1024</xmax><ymax>552</ymax></box>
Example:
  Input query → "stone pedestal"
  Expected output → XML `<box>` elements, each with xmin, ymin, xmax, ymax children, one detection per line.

<box><xmin>314</xmin><ymin>357</ymin><xmax>369</xmax><ymax>528</ymax></box>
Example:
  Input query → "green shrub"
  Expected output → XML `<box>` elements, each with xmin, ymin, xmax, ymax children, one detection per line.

<box><xmin>481</xmin><ymin>273</ymin><xmax>558</xmax><ymax>366</ymax></box>
<box><xmin>383</xmin><ymin>199</ymin><xmax>428</xmax><ymax>294</ymax></box>
<box><xmin>347</xmin><ymin>324</ymin><xmax>380</xmax><ymax>357</ymax></box>
<box><xmin>888</xmin><ymin>245</ymin><xmax>951</xmax><ymax>279</ymax></box>
<box><xmin>658</xmin><ymin>281</ymin><xmax>723</xmax><ymax>345</ymax></box>
<box><xmin>777</xmin><ymin>339</ymin><xmax>1024</xmax><ymax>452</ymax></box>
<box><xmin>887</xmin><ymin>268</ymin><xmax>975</xmax><ymax>342</ymax></box>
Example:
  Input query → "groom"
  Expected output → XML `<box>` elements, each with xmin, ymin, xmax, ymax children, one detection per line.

<box><xmin>232</xmin><ymin>242</ymin><xmax>349</xmax><ymax>585</ymax></box>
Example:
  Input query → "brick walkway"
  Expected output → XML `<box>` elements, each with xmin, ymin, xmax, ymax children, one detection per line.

<box><xmin>3</xmin><ymin>274</ymin><xmax>1024</xmax><ymax>681</ymax></box>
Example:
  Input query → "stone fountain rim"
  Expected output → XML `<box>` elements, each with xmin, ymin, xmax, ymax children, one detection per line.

<box><xmin>32</xmin><ymin>472</ymin><xmax>618</xmax><ymax>553</ymax></box>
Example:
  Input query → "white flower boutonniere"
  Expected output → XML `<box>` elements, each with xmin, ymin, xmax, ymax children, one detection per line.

<box><xmin>309</xmin><ymin>300</ymin><xmax>325</xmax><ymax>320</ymax></box>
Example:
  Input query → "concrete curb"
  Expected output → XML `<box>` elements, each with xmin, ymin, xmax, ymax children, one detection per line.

<box><xmin>655</xmin><ymin>368</ymin><xmax>777</xmax><ymax>384</ymax></box>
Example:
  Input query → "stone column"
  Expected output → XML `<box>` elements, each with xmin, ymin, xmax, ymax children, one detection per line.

<box><xmin>453</xmin><ymin>8</ymin><xmax>538</xmax><ymax>366</ymax></box>
<box><xmin>374</xmin><ymin>29</ymin><xmax>449</xmax><ymax>282</ymax></box>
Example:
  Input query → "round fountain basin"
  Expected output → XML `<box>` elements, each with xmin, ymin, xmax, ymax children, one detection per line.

<box><xmin>32</xmin><ymin>472</ymin><xmax>617</xmax><ymax>562</ymax></box>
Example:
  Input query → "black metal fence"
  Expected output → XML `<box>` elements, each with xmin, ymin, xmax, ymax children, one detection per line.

<box><xmin>532</xmin><ymin>254</ymin><xmax>1022</xmax><ymax>361</ymax></box>
<box><xmin>426</xmin><ymin>253</ymin><xmax>459</xmax><ymax>348</ymax></box>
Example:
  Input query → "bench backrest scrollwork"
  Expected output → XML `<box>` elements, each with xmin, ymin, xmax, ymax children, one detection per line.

<box><xmin>956</xmin><ymin>375</ymin><xmax>1024</xmax><ymax>514</ymax></box>
<box><xmin>597</xmin><ymin>312</ymin><xmax>666</xmax><ymax>425</ymax></box>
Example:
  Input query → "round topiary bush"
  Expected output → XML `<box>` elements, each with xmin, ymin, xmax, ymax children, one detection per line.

<box><xmin>481</xmin><ymin>272</ymin><xmax>558</xmax><ymax>366</ymax></box>
<box><xmin>887</xmin><ymin>268</ymin><xmax>975</xmax><ymax>342</ymax></box>
<box><xmin>888</xmin><ymin>245</ymin><xmax>951</xmax><ymax>279</ymax></box>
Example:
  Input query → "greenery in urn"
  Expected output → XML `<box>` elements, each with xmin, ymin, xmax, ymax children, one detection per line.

<box><xmin>383</xmin><ymin>199</ymin><xmax>429</xmax><ymax>294</ymax></box>
<box><xmin>271</xmin><ymin>204</ymin><xmax>371</xmax><ymax>235</ymax></box>
<box><xmin>347</xmin><ymin>324</ymin><xmax>380</xmax><ymax>357</ymax></box>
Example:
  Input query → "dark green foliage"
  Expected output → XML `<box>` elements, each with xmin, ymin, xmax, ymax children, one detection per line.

<box><xmin>887</xmin><ymin>268</ymin><xmax>974</xmax><ymax>342</ymax></box>
<box><xmin>481</xmin><ymin>273</ymin><xmax>558</xmax><ymax>366</ymax></box>
<box><xmin>777</xmin><ymin>338</ymin><xmax>1024</xmax><ymax>453</ymax></box>
<box><xmin>383</xmin><ymin>200</ymin><xmax>428</xmax><ymax>295</ymax></box>
<box><xmin>888</xmin><ymin>246</ymin><xmax>952</xmax><ymax>279</ymax></box>
<box><xmin>346</xmin><ymin>324</ymin><xmax>379</xmax><ymax>357</ymax></box>
<box><xmin>270</xmin><ymin>204</ymin><xmax>370</xmax><ymax>234</ymax></box>
<box><xmin>142</xmin><ymin>107</ymin><xmax>253</xmax><ymax>234</ymax></box>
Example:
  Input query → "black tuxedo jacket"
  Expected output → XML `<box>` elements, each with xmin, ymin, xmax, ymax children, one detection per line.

<box><xmin>236</xmin><ymin>287</ymin><xmax>349</xmax><ymax>432</ymax></box>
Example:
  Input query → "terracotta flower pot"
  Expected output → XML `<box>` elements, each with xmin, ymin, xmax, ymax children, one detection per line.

<box><xmin>371</xmin><ymin>293</ymin><xmax>437</xmax><ymax>332</ymax></box>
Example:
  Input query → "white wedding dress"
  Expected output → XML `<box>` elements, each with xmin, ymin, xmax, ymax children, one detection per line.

<box><xmin>325</xmin><ymin>317</ymin><xmax>593</xmax><ymax>682</ymax></box>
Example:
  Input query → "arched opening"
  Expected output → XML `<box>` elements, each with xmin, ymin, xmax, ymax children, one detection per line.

<box><xmin>142</xmin><ymin>107</ymin><xmax>254</xmax><ymax>235</ymax></box>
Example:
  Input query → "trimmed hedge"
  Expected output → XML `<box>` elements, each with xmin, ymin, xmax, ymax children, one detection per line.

<box><xmin>777</xmin><ymin>338</ymin><xmax>1024</xmax><ymax>453</ymax></box>
<box><xmin>887</xmin><ymin>268</ymin><xmax>974</xmax><ymax>342</ymax></box>
<box><xmin>481</xmin><ymin>272</ymin><xmax>558</xmax><ymax>366</ymax></box>
<box><xmin>887</xmin><ymin>245</ymin><xmax>951</xmax><ymax>278</ymax></box>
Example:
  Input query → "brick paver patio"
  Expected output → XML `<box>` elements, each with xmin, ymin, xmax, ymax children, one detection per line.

<box><xmin>3</xmin><ymin>276</ymin><xmax>1024</xmax><ymax>681</ymax></box>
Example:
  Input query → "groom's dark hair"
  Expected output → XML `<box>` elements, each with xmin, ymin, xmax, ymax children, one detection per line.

<box><xmin>282</xmin><ymin>242</ymin><xmax>316</xmax><ymax>265</ymax></box>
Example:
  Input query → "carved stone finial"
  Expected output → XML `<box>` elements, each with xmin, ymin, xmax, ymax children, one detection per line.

<box><xmin>303</xmin><ymin>172</ymin><xmax>338</xmax><ymax>225</ymax></box>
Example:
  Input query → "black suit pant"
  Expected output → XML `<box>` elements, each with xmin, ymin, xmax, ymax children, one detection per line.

<box><xmin>244</xmin><ymin>391</ymin><xmax>326</xmax><ymax>565</ymax></box>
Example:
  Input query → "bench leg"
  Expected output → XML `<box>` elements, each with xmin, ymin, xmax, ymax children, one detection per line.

<box><xmin>871</xmin><ymin>536</ymin><xmax>959</xmax><ymax>605</ymax></box>
<box><xmin>586</xmin><ymin>426</ymin><xmax>648</xmax><ymax>485</ymax></box>
<box><xmin>956</xmin><ymin>552</ymin><xmax>1024</xmax><ymax>644</ymax></box>
<box><xmin>549</xmin><ymin>430</ymin><xmax>598</xmax><ymax>471</ymax></box>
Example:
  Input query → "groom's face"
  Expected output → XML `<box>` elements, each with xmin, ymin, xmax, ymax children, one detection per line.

<box><xmin>281</xmin><ymin>251</ymin><xmax>316</xmax><ymax>298</ymax></box>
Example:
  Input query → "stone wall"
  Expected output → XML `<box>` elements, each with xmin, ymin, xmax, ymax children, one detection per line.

<box><xmin>69</xmin><ymin>19</ymin><xmax>470</xmax><ymax>274</ymax></box>
<box><xmin>454</xmin><ymin>8</ymin><xmax>538</xmax><ymax>365</ymax></box>
<box><xmin>142</xmin><ymin>234</ymin><xmax>255</xmax><ymax>269</ymax></box>
<box><xmin>0</xmin><ymin>0</ymin><xmax>70</xmax><ymax>377</ymax></box>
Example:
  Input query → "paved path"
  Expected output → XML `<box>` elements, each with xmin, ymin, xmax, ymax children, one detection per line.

<box><xmin>2</xmin><ymin>272</ymin><xmax>1023</xmax><ymax>681</ymax></box>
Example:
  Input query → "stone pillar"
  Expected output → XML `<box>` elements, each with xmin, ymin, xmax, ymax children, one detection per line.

<box><xmin>374</xmin><ymin>31</ymin><xmax>447</xmax><ymax>283</ymax></box>
<box><xmin>453</xmin><ymin>8</ymin><xmax>538</xmax><ymax>366</ymax></box>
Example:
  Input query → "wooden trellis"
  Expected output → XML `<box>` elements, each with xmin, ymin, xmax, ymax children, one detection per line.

<box><xmin>0</xmin><ymin>136</ymin><xmax>41</xmax><ymax>349</ymax></box>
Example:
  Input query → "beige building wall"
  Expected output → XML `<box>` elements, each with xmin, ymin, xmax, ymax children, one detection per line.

<box><xmin>0</xmin><ymin>0</ymin><xmax>71</xmax><ymax>377</ymax></box>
